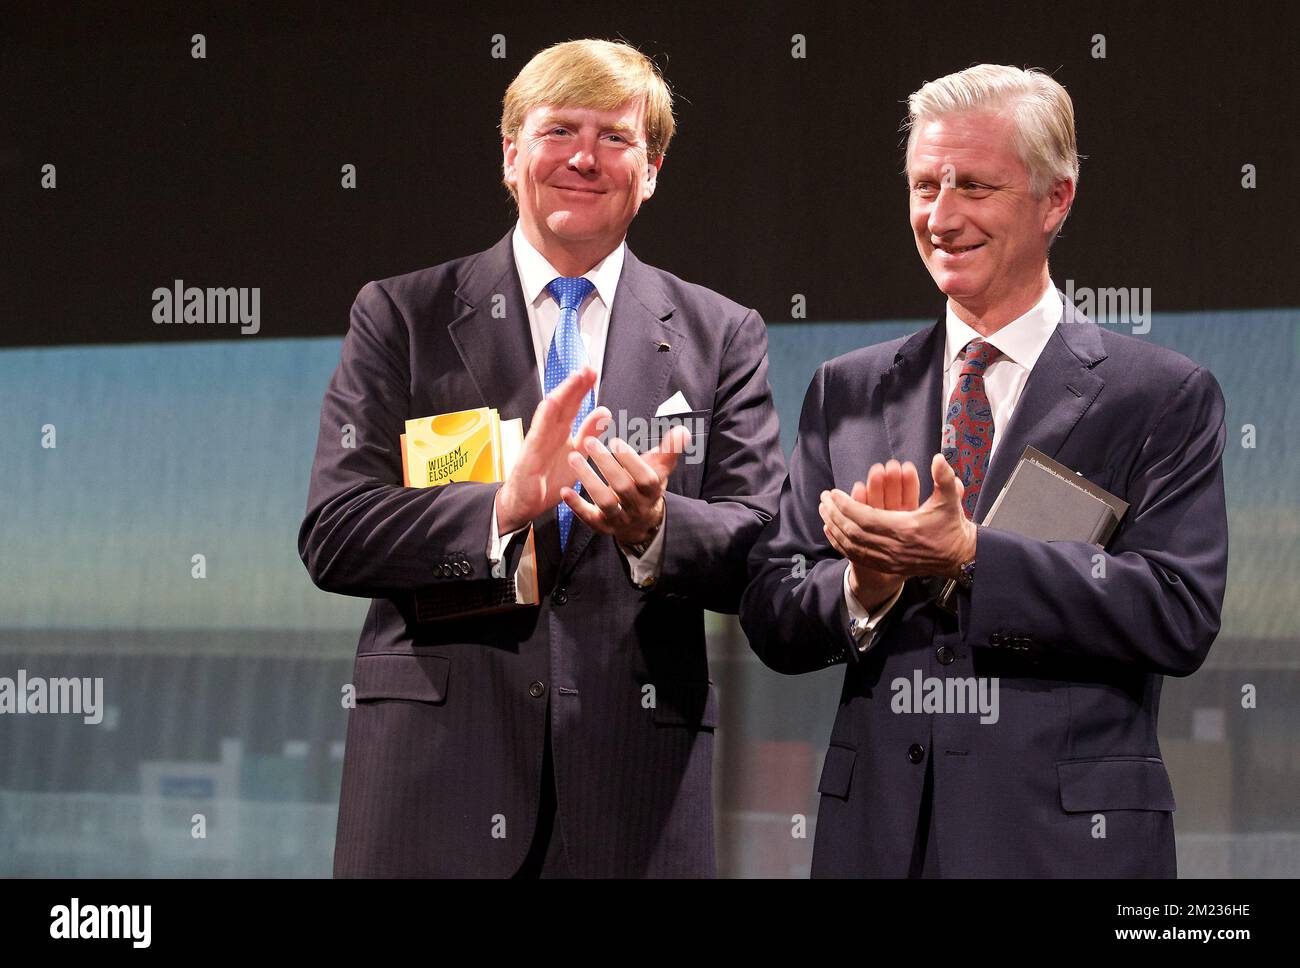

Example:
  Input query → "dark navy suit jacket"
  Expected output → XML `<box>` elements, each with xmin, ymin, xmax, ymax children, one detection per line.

<box><xmin>300</xmin><ymin>230</ymin><xmax>785</xmax><ymax>876</ymax></box>
<box><xmin>741</xmin><ymin>296</ymin><xmax>1228</xmax><ymax>877</ymax></box>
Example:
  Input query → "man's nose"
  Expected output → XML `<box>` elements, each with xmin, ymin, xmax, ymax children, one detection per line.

<box><xmin>927</xmin><ymin>186</ymin><xmax>964</xmax><ymax>237</ymax></box>
<box><xmin>567</xmin><ymin>134</ymin><xmax>599</xmax><ymax>173</ymax></box>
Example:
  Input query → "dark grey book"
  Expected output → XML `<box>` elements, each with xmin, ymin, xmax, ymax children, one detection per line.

<box><xmin>936</xmin><ymin>446</ymin><xmax>1130</xmax><ymax>611</ymax></box>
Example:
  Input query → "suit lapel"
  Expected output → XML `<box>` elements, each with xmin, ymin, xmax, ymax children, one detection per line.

<box><xmin>448</xmin><ymin>230</ymin><xmax>544</xmax><ymax>421</ymax></box>
<box><xmin>881</xmin><ymin>318</ymin><xmax>947</xmax><ymax>503</ymax></box>
<box><xmin>972</xmin><ymin>293</ymin><xmax>1108</xmax><ymax>520</ymax></box>
<box><xmin>559</xmin><ymin>247</ymin><xmax>682</xmax><ymax>577</ymax></box>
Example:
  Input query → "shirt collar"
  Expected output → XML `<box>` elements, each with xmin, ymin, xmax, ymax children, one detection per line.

<box><xmin>511</xmin><ymin>221</ymin><xmax>625</xmax><ymax>310</ymax></box>
<box><xmin>944</xmin><ymin>279</ymin><xmax>1063</xmax><ymax>371</ymax></box>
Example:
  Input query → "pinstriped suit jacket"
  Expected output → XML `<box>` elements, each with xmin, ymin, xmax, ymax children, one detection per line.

<box><xmin>300</xmin><ymin>230</ymin><xmax>786</xmax><ymax>876</ymax></box>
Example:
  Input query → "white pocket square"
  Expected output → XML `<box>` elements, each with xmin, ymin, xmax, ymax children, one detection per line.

<box><xmin>655</xmin><ymin>391</ymin><xmax>691</xmax><ymax>417</ymax></box>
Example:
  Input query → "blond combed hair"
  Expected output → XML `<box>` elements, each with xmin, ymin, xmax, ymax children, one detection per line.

<box><xmin>501</xmin><ymin>39</ymin><xmax>675</xmax><ymax>179</ymax></box>
<box><xmin>905</xmin><ymin>64</ymin><xmax>1080</xmax><ymax>199</ymax></box>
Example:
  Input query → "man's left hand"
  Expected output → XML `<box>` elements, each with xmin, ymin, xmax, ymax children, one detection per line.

<box><xmin>562</xmin><ymin>425</ymin><xmax>691</xmax><ymax>546</ymax></box>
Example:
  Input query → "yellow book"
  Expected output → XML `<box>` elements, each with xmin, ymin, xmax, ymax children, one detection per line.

<box><xmin>398</xmin><ymin>407</ymin><xmax>539</xmax><ymax>617</ymax></box>
<box><xmin>496</xmin><ymin>417</ymin><xmax>538</xmax><ymax>607</ymax></box>
<box><xmin>401</xmin><ymin>407</ymin><xmax>498</xmax><ymax>488</ymax></box>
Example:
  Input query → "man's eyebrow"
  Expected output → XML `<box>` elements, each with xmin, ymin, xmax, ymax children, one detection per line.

<box><xmin>908</xmin><ymin>166</ymin><xmax>1006</xmax><ymax>184</ymax></box>
<box><xmin>536</xmin><ymin>114</ymin><xmax>641</xmax><ymax>138</ymax></box>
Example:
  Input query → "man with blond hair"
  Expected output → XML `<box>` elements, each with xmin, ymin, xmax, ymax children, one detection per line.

<box><xmin>301</xmin><ymin>39</ymin><xmax>784</xmax><ymax>877</ymax></box>
<box><xmin>742</xmin><ymin>65</ymin><xmax>1227</xmax><ymax>876</ymax></box>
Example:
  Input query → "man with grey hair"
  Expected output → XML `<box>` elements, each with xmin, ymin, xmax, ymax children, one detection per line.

<box><xmin>742</xmin><ymin>64</ymin><xmax>1227</xmax><ymax>876</ymax></box>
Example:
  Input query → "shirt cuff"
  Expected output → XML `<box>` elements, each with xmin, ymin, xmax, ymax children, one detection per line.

<box><xmin>488</xmin><ymin>498</ymin><xmax>530</xmax><ymax>572</ymax></box>
<box><xmin>618</xmin><ymin>508</ymin><xmax>666</xmax><ymax>588</ymax></box>
<box><xmin>843</xmin><ymin>563</ymin><xmax>903</xmax><ymax>651</ymax></box>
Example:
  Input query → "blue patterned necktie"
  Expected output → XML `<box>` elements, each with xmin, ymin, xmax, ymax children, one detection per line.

<box><xmin>544</xmin><ymin>276</ymin><xmax>596</xmax><ymax>550</ymax></box>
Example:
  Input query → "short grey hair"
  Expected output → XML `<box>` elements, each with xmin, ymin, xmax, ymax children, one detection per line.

<box><xmin>904</xmin><ymin>64</ymin><xmax>1080</xmax><ymax>199</ymax></box>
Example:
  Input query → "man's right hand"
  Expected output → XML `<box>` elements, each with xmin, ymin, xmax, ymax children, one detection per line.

<box><xmin>822</xmin><ymin>459</ymin><xmax>921</xmax><ymax>611</ymax></box>
<box><xmin>495</xmin><ymin>366</ymin><xmax>611</xmax><ymax>535</ymax></box>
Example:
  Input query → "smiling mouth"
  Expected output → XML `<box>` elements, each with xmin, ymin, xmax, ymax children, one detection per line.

<box><xmin>555</xmin><ymin>186</ymin><xmax>604</xmax><ymax>195</ymax></box>
<box><xmin>935</xmin><ymin>242</ymin><xmax>984</xmax><ymax>254</ymax></box>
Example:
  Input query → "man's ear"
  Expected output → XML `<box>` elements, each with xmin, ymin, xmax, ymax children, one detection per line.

<box><xmin>1042</xmin><ymin>176</ymin><xmax>1075</xmax><ymax>236</ymax></box>
<box><xmin>642</xmin><ymin>154</ymin><xmax>664</xmax><ymax>201</ymax></box>
<box><xmin>502</xmin><ymin>136</ymin><xmax>518</xmax><ymax>190</ymax></box>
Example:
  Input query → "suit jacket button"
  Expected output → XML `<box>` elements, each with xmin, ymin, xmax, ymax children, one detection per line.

<box><xmin>908</xmin><ymin>743</ymin><xmax>926</xmax><ymax>764</ymax></box>
<box><xmin>936</xmin><ymin>645</ymin><xmax>955</xmax><ymax>665</ymax></box>
<box><xmin>551</xmin><ymin>587</ymin><xmax>568</xmax><ymax>606</ymax></box>
<box><xmin>462</xmin><ymin>560</ymin><xmax>473</xmax><ymax>576</ymax></box>
<box><xmin>528</xmin><ymin>681</ymin><xmax>546</xmax><ymax>699</ymax></box>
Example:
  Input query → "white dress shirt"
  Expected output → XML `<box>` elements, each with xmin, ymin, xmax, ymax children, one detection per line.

<box><xmin>487</xmin><ymin>222</ymin><xmax>666</xmax><ymax>585</ymax></box>
<box><xmin>844</xmin><ymin>279</ymin><xmax>1064</xmax><ymax>648</ymax></box>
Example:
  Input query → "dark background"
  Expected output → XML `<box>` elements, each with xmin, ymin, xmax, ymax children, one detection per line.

<box><xmin>3</xmin><ymin>0</ymin><xmax>1296</xmax><ymax>348</ymax></box>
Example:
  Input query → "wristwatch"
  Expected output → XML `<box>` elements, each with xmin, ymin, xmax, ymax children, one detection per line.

<box><xmin>623</xmin><ymin>499</ymin><xmax>665</xmax><ymax>558</ymax></box>
<box><xmin>624</xmin><ymin>520</ymin><xmax>660</xmax><ymax>558</ymax></box>
<box><xmin>954</xmin><ymin>556</ymin><xmax>976</xmax><ymax>591</ymax></box>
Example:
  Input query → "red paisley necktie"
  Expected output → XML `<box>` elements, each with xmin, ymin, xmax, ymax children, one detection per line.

<box><xmin>942</xmin><ymin>339</ymin><xmax>1001</xmax><ymax>518</ymax></box>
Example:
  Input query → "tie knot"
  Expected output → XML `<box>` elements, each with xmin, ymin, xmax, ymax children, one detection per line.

<box><xmin>959</xmin><ymin>339</ymin><xmax>1001</xmax><ymax>373</ymax></box>
<box><xmin>546</xmin><ymin>276</ymin><xmax>596</xmax><ymax>313</ymax></box>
